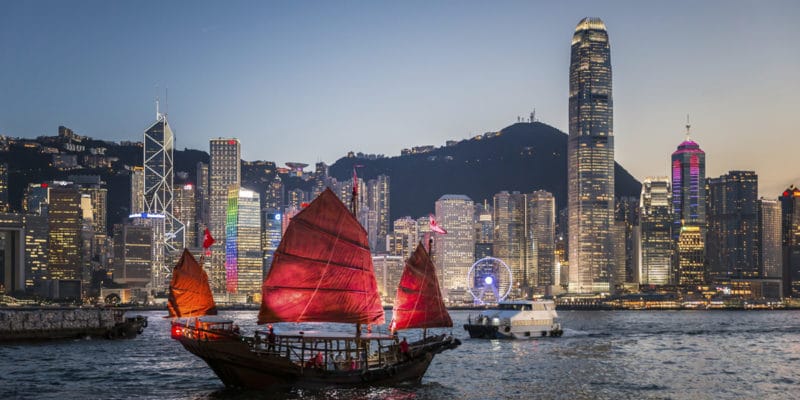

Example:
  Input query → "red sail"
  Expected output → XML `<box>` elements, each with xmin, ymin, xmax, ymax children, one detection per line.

<box><xmin>168</xmin><ymin>249</ymin><xmax>218</xmax><ymax>318</ymax></box>
<box><xmin>391</xmin><ymin>242</ymin><xmax>452</xmax><ymax>331</ymax></box>
<box><xmin>258</xmin><ymin>188</ymin><xmax>385</xmax><ymax>325</ymax></box>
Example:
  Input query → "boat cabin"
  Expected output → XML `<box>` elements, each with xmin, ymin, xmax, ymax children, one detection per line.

<box><xmin>171</xmin><ymin>316</ymin><xmax>239</xmax><ymax>341</ymax></box>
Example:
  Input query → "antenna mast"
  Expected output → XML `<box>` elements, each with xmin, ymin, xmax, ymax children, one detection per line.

<box><xmin>685</xmin><ymin>114</ymin><xmax>691</xmax><ymax>140</ymax></box>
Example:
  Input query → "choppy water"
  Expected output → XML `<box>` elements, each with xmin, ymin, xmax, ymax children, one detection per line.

<box><xmin>2</xmin><ymin>310</ymin><xmax>799</xmax><ymax>399</ymax></box>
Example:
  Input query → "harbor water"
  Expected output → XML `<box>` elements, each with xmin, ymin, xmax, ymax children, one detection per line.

<box><xmin>1</xmin><ymin>309</ymin><xmax>798</xmax><ymax>399</ymax></box>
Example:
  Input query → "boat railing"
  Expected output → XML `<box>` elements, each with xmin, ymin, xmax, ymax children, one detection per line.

<box><xmin>251</xmin><ymin>332</ymin><xmax>402</xmax><ymax>373</ymax></box>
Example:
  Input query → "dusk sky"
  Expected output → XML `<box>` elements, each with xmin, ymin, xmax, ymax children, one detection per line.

<box><xmin>1</xmin><ymin>0</ymin><xmax>798</xmax><ymax>196</ymax></box>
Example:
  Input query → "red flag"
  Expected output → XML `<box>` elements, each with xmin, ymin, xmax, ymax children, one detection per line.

<box><xmin>203</xmin><ymin>228</ymin><xmax>216</xmax><ymax>249</ymax></box>
<box><xmin>429</xmin><ymin>214</ymin><xmax>447</xmax><ymax>234</ymax></box>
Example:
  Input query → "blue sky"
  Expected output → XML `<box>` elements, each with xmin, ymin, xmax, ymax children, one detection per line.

<box><xmin>1</xmin><ymin>0</ymin><xmax>798</xmax><ymax>196</ymax></box>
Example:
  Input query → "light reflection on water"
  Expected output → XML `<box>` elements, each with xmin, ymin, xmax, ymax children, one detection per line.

<box><xmin>2</xmin><ymin>310</ymin><xmax>800</xmax><ymax>399</ymax></box>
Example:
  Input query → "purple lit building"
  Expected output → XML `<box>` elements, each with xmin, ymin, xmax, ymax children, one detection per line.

<box><xmin>671</xmin><ymin>132</ymin><xmax>706</xmax><ymax>236</ymax></box>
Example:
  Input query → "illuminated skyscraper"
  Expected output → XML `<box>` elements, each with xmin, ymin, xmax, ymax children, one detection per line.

<box><xmin>493</xmin><ymin>191</ymin><xmax>528</xmax><ymax>295</ymax></box>
<box><xmin>130</xmin><ymin>166</ymin><xmax>145</xmax><ymax>215</ymax></box>
<box><xmin>780</xmin><ymin>186</ymin><xmax>800</xmax><ymax>296</ymax></box>
<box><xmin>111</xmin><ymin>223</ymin><xmax>152</xmax><ymax>287</ymax></box>
<box><xmin>195</xmin><ymin>162</ymin><xmax>209</xmax><ymax>247</ymax></box>
<box><xmin>390</xmin><ymin>216</ymin><xmax>418</xmax><ymax>259</ymax></box>
<box><xmin>143</xmin><ymin>113</ymin><xmax>184</xmax><ymax>251</ymax></box>
<box><xmin>528</xmin><ymin>190</ymin><xmax>556</xmax><ymax>288</ymax></box>
<box><xmin>261</xmin><ymin>208</ymin><xmax>282</xmax><ymax>278</ymax></box>
<box><xmin>0</xmin><ymin>163</ymin><xmax>8</xmax><ymax>212</ymax></box>
<box><xmin>225</xmin><ymin>187</ymin><xmax>261</xmax><ymax>302</ymax></box>
<box><xmin>758</xmin><ymin>198</ymin><xmax>782</xmax><ymax>279</ymax></box>
<box><xmin>639</xmin><ymin>177</ymin><xmax>672</xmax><ymax>285</ymax></box>
<box><xmin>368</xmin><ymin>175</ymin><xmax>390</xmax><ymax>251</ymax></box>
<box><xmin>671</xmin><ymin>122</ymin><xmax>706</xmax><ymax>237</ymax></box>
<box><xmin>174</xmin><ymin>183</ymin><xmax>197</xmax><ymax>248</ymax></box>
<box><xmin>567</xmin><ymin>17</ymin><xmax>615</xmax><ymax>293</ymax></box>
<box><xmin>435</xmin><ymin>194</ymin><xmax>475</xmax><ymax>293</ymax></box>
<box><xmin>677</xmin><ymin>225</ymin><xmax>705</xmax><ymax>286</ymax></box>
<box><xmin>707</xmin><ymin>171</ymin><xmax>759</xmax><ymax>280</ymax></box>
<box><xmin>474</xmin><ymin>200</ymin><xmax>494</xmax><ymax>260</ymax></box>
<box><xmin>265</xmin><ymin>175</ymin><xmax>284</xmax><ymax>211</ymax></box>
<box><xmin>209</xmin><ymin>138</ymin><xmax>241</xmax><ymax>293</ymax></box>
<box><xmin>47</xmin><ymin>183</ymin><xmax>82</xmax><ymax>282</ymax></box>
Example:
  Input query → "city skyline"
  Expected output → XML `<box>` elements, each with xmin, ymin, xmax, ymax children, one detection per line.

<box><xmin>2</xmin><ymin>1</ymin><xmax>799</xmax><ymax>198</ymax></box>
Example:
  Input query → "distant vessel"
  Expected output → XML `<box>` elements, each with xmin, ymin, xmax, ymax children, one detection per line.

<box><xmin>169</xmin><ymin>189</ymin><xmax>459</xmax><ymax>389</ymax></box>
<box><xmin>463</xmin><ymin>300</ymin><xmax>563</xmax><ymax>339</ymax></box>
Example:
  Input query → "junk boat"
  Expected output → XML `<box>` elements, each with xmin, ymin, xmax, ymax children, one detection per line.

<box><xmin>169</xmin><ymin>188</ymin><xmax>459</xmax><ymax>389</ymax></box>
<box><xmin>463</xmin><ymin>300</ymin><xmax>563</xmax><ymax>339</ymax></box>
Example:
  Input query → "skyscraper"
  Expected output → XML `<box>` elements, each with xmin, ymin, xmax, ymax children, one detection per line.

<box><xmin>707</xmin><ymin>171</ymin><xmax>759</xmax><ymax>280</ymax></box>
<box><xmin>209</xmin><ymin>138</ymin><xmax>241</xmax><ymax>293</ymax></box>
<box><xmin>261</xmin><ymin>208</ymin><xmax>282</xmax><ymax>278</ymax></box>
<box><xmin>676</xmin><ymin>225</ymin><xmax>705</xmax><ymax>287</ymax></box>
<box><xmin>780</xmin><ymin>186</ymin><xmax>800</xmax><ymax>296</ymax></box>
<box><xmin>225</xmin><ymin>187</ymin><xmax>262</xmax><ymax>302</ymax></box>
<box><xmin>639</xmin><ymin>177</ymin><xmax>672</xmax><ymax>285</ymax></box>
<box><xmin>143</xmin><ymin>113</ymin><xmax>184</xmax><ymax>251</ymax></box>
<box><xmin>671</xmin><ymin>123</ymin><xmax>706</xmax><ymax>237</ymax></box>
<box><xmin>567</xmin><ymin>17</ymin><xmax>615</xmax><ymax>293</ymax></box>
<box><xmin>47</xmin><ymin>183</ymin><xmax>82</xmax><ymax>282</ymax></box>
<box><xmin>758</xmin><ymin>198</ymin><xmax>782</xmax><ymax>279</ymax></box>
<box><xmin>435</xmin><ymin>194</ymin><xmax>475</xmax><ymax>294</ymax></box>
<box><xmin>0</xmin><ymin>163</ymin><xmax>9</xmax><ymax>212</ymax></box>
<box><xmin>493</xmin><ymin>191</ymin><xmax>528</xmax><ymax>295</ymax></box>
<box><xmin>174</xmin><ymin>183</ymin><xmax>197</xmax><ymax>248</ymax></box>
<box><xmin>528</xmin><ymin>190</ymin><xmax>556</xmax><ymax>288</ymax></box>
<box><xmin>368</xmin><ymin>175</ymin><xmax>390</xmax><ymax>252</ymax></box>
<box><xmin>130</xmin><ymin>166</ymin><xmax>145</xmax><ymax>215</ymax></box>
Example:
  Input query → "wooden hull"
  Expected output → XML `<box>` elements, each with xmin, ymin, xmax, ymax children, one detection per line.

<box><xmin>175</xmin><ymin>331</ymin><xmax>460</xmax><ymax>389</ymax></box>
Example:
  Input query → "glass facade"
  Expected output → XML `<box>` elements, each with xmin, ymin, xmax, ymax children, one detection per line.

<box><xmin>143</xmin><ymin>118</ymin><xmax>184</xmax><ymax>251</ymax></box>
<box><xmin>707</xmin><ymin>171</ymin><xmax>759</xmax><ymax>280</ymax></box>
<box><xmin>639</xmin><ymin>177</ymin><xmax>672</xmax><ymax>285</ymax></box>
<box><xmin>435</xmin><ymin>194</ymin><xmax>475</xmax><ymax>293</ymax></box>
<box><xmin>677</xmin><ymin>226</ymin><xmax>705</xmax><ymax>287</ymax></box>
<box><xmin>225</xmin><ymin>188</ymin><xmax>262</xmax><ymax>302</ymax></box>
<box><xmin>528</xmin><ymin>190</ymin><xmax>556</xmax><ymax>288</ymax></box>
<box><xmin>671</xmin><ymin>138</ymin><xmax>706</xmax><ymax>237</ymax></box>
<box><xmin>758</xmin><ymin>198</ymin><xmax>782</xmax><ymax>279</ymax></box>
<box><xmin>493</xmin><ymin>191</ymin><xmax>527</xmax><ymax>295</ymax></box>
<box><xmin>568</xmin><ymin>17</ymin><xmax>615</xmax><ymax>293</ymax></box>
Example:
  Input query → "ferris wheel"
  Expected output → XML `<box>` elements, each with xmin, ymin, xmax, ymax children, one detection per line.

<box><xmin>467</xmin><ymin>257</ymin><xmax>513</xmax><ymax>305</ymax></box>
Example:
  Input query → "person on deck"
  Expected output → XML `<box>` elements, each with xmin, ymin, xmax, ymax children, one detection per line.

<box><xmin>399</xmin><ymin>337</ymin><xmax>409</xmax><ymax>360</ymax></box>
<box><xmin>267</xmin><ymin>326</ymin><xmax>276</xmax><ymax>352</ymax></box>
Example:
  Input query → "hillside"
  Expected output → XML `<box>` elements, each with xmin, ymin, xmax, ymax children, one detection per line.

<box><xmin>328</xmin><ymin>122</ymin><xmax>641</xmax><ymax>220</ymax></box>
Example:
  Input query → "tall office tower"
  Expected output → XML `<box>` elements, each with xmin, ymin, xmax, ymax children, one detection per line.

<box><xmin>261</xmin><ymin>208</ymin><xmax>282</xmax><ymax>278</ymax></box>
<box><xmin>758</xmin><ymin>198</ymin><xmax>782</xmax><ymax>279</ymax></box>
<box><xmin>130</xmin><ymin>166</ymin><xmax>145</xmax><ymax>215</ymax></box>
<box><xmin>0</xmin><ymin>163</ymin><xmax>8</xmax><ymax>212</ymax></box>
<box><xmin>174</xmin><ymin>183</ymin><xmax>197</xmax><ymax>248</ymax></box>
<box><xmin>111</xmin><ymin>223</ymin><xmax>152</xmax><ymax>287</ymax></box>
<box><xmin>528</xmin><ymin>190</ymin><xmax>556</xmax><ymax>288</ymax></box>
<box><xmin>81</xmin><ymin>186</ymin><xmax>107</xmax><ymax>235</ymax></box>
<box><xmin>23</xmin><ymin>214</ymin><xmax>48</xmax><ymax>292</ymax></box>
<box><xmin>265</xmin><ymin>175</ymin><xmax>284</xmax><ymax>211</ymax></box>
<box><xmin>780</xmin><ymin>186</ymin><xmax>800</xmax><ymax>296</ymax></box>
<box><xmin>368</xmin><ymin>175</ymin><xmax>390</xmax><ymax>252</ymax></box>
<box><xmin>615</xmin><ymin>196</ymin><xmax>639</xmax><ymax>283</ymax></box>
<box><xmin>286</xmin><ymin>188</ymin><xmax>306</xmax><ymax>210</ymax></box>
<box><xmin>434</xmin><ymin>195</ymin><xmax>475</xmax><ymax>294</ymax></box>
<box><xmin>612</xmin><ymin>221</ymin><xmax>627</xmax><ymax>288</ymax></box>
<box><xmin>677</xmin><ymin>225</ymin><xmax>705</xmax><ymax>287</ymax></box>
<box><xmin>195</xmin><ymin>162</ymin><xmax>209</xmax><ymax>247</ymax></box>
<box><xmin>128</xmin><ymin>212</ymin><xmax>166</xmax><ymax>291</ymax></box>
<box><xmin>372</xmin><ymin>254</ymin><xmax>405</xmax><ymax>301</ymax></box>
<box><xmin>671</xmin><ymin>123</ymin><xmax>706</xmax><ymax>237</ymax></box>
<box><xmin>567</xmin><ymin>17</ymin><xmax>615</xmax><ymax>293</ymax></box>
<box><xmin>0</xmin><ymin>213</ymin><xmax>24</xmax><ymax>293</ymax></box>
<box><xmin>388</xmin><ymin>216</ymin><xmax>417</xmax><ymax>258</ymax></box>
<box><xmin>639</xmin><ymin>177</ymin><xmax>673</xmax><ymax>285</ymax></box>
<box><xmin>47</xmin><ymin>183</ymin><xmax>82</xmax><ymax>282</ymax></box>
<box><xmin>209</xmin><ymin>138</ymin><xmax>241</xmax><ymax>293</ymax></box>
<box><xmin>475</xmin><ymin>200</ymin><xmax>494</xmax><ymax>260</ymax></box>
<box><xmin>143</xmin><ymin>112</ymin><xmax>184</xmax><ymax>251</ymax></box>
<box><xmin>707</xmin><ymin>171</ymin><xmax>759</xmax><ymax>280</ymax></box>
<box><xmin>225</xmin><ymin>187</ymin><xmax>262</xmax><ymax>302</ymax></box>
<box><xmin>24</xmin><ymin>183</ymin><xmax>50</xmax><ymax>215</ymax></box>
<box><xmin>209</xmin><ymin>138</ymin><xmax>241</xmax><ymax>241</ymax></box>
<box><xmin>493</xmin><ymin>191</ymin><xmax>528</xmax><ymax>295</ymax></box>
<box><xmin>417</xmin><ymin>215</ymin><xmax>432</xmax><ymax>240</ymax></box>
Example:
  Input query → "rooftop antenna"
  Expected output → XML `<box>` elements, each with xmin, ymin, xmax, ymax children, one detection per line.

<box><xmin>156</xmin><ymin>96</ymin><xmax>161</xmax><ymax>121</ymax></box>
<box><xmin>685</xmin><ymin>114</ymin><xmax>691</xmax><ymax>140</ymax></box>
<box><xmin>165</xmin><ymin>87</ymin><xmax>169</xmax><ymax>118</ymax></box>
